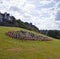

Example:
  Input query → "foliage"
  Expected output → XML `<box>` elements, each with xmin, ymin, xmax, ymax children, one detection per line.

<box><xmin>47</xmin><ymin>30</ymin><xmax>60</xmax><ymax>39</ymax></box>
<box><xmin>0</xmin><ymin>12</ymin><xmax>40</xmax><ymax>32</ymax></box>
<box><xmin>40</xmin><ymin>30</ymin><xmax>60</xmax><ymax>39</ymax></box>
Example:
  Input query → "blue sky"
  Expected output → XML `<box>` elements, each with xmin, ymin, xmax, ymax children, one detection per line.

<box><xmin>0</xmin><ymin>0</ymin><xmax>60</xmax><ymax>30</ymax></box>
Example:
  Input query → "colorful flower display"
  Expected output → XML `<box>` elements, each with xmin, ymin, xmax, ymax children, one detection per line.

<box><xmin>6</xmin><ymin>31</ymin><xmax>52</xmax><ymax>41</ymax></box>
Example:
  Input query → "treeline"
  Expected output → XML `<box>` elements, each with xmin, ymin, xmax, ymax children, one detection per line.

<box><xmin>40</xmin><ymin>30</ymin><xmax>60</xmax><ymax>39</ymax></box>
<box><xmin>0</xmin><ymin>13</ymin><xmax>40</xmax><ymax>32</ymax></box>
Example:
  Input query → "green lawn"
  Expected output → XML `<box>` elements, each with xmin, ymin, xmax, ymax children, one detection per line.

<box><xmin>0</xmin><ymin>26</ymin><xmax>60</xmax><ymax>59</ymax></box>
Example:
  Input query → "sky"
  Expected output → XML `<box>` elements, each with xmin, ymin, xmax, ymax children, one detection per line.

<box><xmin>0</xmin><ymin>0</ymin><xmax>60</xmax><ymax>30</ymax></box>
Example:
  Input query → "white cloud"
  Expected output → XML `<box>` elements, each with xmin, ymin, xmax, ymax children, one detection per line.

<box><xmin>54</xmin><ymin>1</ymin><xmax>60</xmax><ymax>29</ymax></box>
<box><xmin>55</xmin><ymin>1</ymin><xmax>60</xmax><ymax>11</ymax></box>
<box><xmin>0</xmin><ymin>0</ymin><xmax>60</xmax><ymax>30</ymax></box>
<box><xmin>39</xmin><ymin>0</ymin><xmax>53</xmax><ymax>5</ymax></box>
<box><xmin>23</xmin><ymin>3</ymin><xmax>36</xmax><ymax>12</ymax></box>
<box><xmin>30</xmin><ymin>15</ymin><xmax>55</xmax><ymax>29</ymax></box>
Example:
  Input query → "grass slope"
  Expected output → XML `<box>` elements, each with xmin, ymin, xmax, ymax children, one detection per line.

<box><xmin>0</xmin><ymin>26</ymin><xmax>60</xmax><ymax>59</ymax></box>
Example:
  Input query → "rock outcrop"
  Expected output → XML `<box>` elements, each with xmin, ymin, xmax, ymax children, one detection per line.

<box><xmin>6</xmin><ymin>31</ymin><xmax>52</xmax><ymax>41</ymax></box>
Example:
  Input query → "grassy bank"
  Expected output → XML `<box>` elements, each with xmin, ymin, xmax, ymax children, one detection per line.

<box><xmin>0</xmin><ymin>26</ymin><xmax>60</xmax><ymax>59</ymax></box>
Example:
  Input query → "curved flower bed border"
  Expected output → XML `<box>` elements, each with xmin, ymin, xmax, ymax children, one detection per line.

<box><xmin>6</xmin><ymin>31</ymin><xmax>52</xmax><ymax>41</ymax></box>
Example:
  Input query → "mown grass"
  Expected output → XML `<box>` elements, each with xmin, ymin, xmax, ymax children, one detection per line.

<box><xmin>0</xmin><ymin>26</ymin><xmax>60</xmax><ymax>59</ymax></box>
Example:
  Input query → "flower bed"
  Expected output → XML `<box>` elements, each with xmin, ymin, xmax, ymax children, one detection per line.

<box><xmin>6</xmin><ymin>31</ymin><xmax>52</xmax><ymax>41</ymax></box>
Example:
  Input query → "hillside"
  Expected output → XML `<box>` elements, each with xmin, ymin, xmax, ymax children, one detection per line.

<box><xmin>0</xmin><ymin>26</ymin><xmax>60</xmax><ymax>59</ymax></box>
